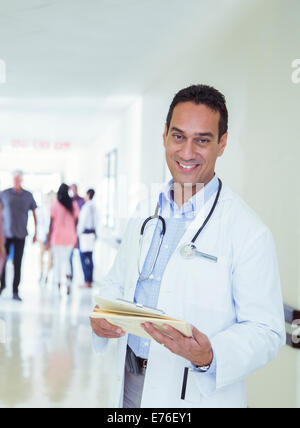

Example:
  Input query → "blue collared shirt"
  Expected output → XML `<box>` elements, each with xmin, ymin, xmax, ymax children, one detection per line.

<box><xmin>128</xmin><ymin>175</ymin><xmax>219</xmax><ymax>376</ymax></box>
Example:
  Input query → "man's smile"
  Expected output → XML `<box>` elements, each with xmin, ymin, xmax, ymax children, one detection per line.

<box><xmin>175</xmin><ymin>160</ymin><xmax>201</xmax><ymax>173</ymax></box>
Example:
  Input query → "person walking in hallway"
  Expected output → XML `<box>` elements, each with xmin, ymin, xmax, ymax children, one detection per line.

<box><xmin>70</xmin><ymin>184</ymin><xmax>85</xmax><ymax>210</ymax></box>
<box><xmin>47</xmin><ymin>184</ymin><xmax>80</xmax><ymax>295</ymax></box>
<box><xmin>77</xmin><ymin>189</ymin><xmax>97</xmax><ymax>288</ymax></box>
<box><xmin>36</xmin><ymin>191</ymin><xmax>56</xmax><ymax>284</ymax></box>
<box><xmin>68</xmin><ymin>183</ymin><xmax>85</xmax><ymax>283</ymax></box>
<box><xmin>0</xmin><ymin>170</ymin><xmax>38</xmax><ymax>301</ymax></box>
<box><xmin>0</xmin><ymin>205</ymin><xmax>6</xmax><ymax>276</ymax></box>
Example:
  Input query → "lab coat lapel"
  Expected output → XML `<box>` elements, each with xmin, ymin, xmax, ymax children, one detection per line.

<box><xmin>137</xmin><ymin>184</ymin><xmax>225</xmax><ymax>280</ymax></box>
<box><xmin>174</xmin><ymin>189</ymin><xmax>222</xmax><ymax>253</ymax></box>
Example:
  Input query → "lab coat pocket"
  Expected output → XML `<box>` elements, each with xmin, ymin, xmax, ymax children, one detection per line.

<box><xmin>180</xmin><ymin>368</ymin><xmax>202</xmax><ymax>405</ymax></box>
<box><xmin>182</xmin><ymin>255</ymin><xmax>232</xmax><ymax>312</ymax></box>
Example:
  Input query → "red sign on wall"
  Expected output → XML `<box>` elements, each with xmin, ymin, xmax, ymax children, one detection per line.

<box><xmin>10</xmin><ymin>139</ymin><xmax>72</xmax><ymax>150</ymax></box>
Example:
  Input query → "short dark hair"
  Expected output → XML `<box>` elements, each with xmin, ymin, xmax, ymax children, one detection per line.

<box><xmin>87</xmin><ymin>189</ymin><xmax>95</xmax><ymax>200</ymax></box>
<box><xmin>166</xmin><ymin>84</ymin><xmax>228</xmax><ymax>140</ymax></box>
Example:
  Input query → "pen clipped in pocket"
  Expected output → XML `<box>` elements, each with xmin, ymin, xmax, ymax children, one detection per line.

<box><xmin>181</xmin><ymin>367</ymin><xmax>189</xmax><ymax>400</ymax></box>
<box><xmin>181</xmin><ymin>366</ymin><xmax>203</xmax><ymax>404</ymax></box>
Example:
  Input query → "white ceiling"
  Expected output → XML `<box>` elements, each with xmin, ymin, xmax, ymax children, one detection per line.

<box><xmin>0</xmin><ymin>0</ymin><xmax>247</xmax><ymax>144</ymax></box>
<box><xmin>0</xmin><ymin>0</ymin><xmax>250</xmax><ymax>98</ymax></box>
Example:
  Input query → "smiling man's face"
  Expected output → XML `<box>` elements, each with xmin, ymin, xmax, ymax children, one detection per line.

<box><xmin>163</xmin><ymin>101</ymin><xmax>227</xmax><ymax>188</ymax></box>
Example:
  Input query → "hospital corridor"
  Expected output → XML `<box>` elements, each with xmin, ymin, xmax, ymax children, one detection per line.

<box><xmin>0</xmin><ymin>0</ymin><xmax>300</xmax><ymax>410</ymax></box>
<box><xmin>0</xmin><ymin>242</ymin><xmax>118</xmax><ymax>408</ymax></box>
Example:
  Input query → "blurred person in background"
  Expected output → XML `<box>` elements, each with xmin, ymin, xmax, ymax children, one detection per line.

<box><xmin>47</xmin><ymin>184</ymin><xmax>80</xmax><ymax>295</ymax></box>
<box><xmin>0</xmin><ymin>205</ymin><xmax>6</xmax><ymax>276</ymax></box>
<box><xmin>77</xmin><ymin>189</ymin><xmax>97</xmax><ymax>288</ymax></box>
<box><xmin>0</xmin><ymin>170</ymin><xmax>37</xmax><ymax>301</ymax></box>
<box><xmin>67</xmin><ymin>183</ymin><xmax>85</xmax><ymax>283</ymax></box>
<box><xmin>70</xmin><ymin>184</ymin><xmax>85</xmax><ymax>210</ymax></box>
<box><xmin>36</xmin><ymin>191</ymin><xmax>56</xmax><ymax>284</ymax></box>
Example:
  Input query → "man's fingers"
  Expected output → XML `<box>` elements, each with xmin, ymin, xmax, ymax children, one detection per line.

<box><xmin>98</xmin><ymin>318</ymin><xmax>123</xmax><ymax>331</ymax></box>
<box><xmin>91</xmin><ymin>317</ymin><xmax>122</xmax><ymax>332</ymax></box>
<box><xmin>90</xmin><ymin>317</ymin><xmax>126</xmax><ymax>337</ymax></box>
<box><xmin>161</xmin><ymin>324</ymin><xmax>185</xmax><ymax>341</ymax></box>
<box><xmin>101</xmin><ymin>332</ymin><xmax>125</xmax><ymax>338</ymax></box>
<box><xmin>142</xmin><ymin>322</ymin><xmax>174</xmax><ymax>349</ymax></box>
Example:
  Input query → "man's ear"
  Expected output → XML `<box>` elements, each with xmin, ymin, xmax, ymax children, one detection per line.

<box><xmin>163</xmin><ymin>124</ymin><xmax>168</xmax><ymax>148</ymax></box>
<box><xmin>218</xmin><ymin>132</ymin><xmax>228</xmax><ymax>157</ymax></box>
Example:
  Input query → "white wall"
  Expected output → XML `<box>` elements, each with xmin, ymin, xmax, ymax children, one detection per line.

<box><xmin>77</xmin><ymin>0</ymin><xmax>300</xmax><ymax>407</ymax></box>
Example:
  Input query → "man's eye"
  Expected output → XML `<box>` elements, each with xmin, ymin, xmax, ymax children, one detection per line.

<box><xmin>173</xmin><ymin>134</ymin><xmax>182</xmax><ymax>140</ymax></box>
<box><xmin>196</xmin><ymin>139</ymin><xmax>209</xmax><ymax>144</ymax></box>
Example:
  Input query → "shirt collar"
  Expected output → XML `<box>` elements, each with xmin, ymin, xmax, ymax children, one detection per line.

<box><xmin>159</xmin><ymin>174</ymin><xmax>219</xmax><ymax>219</ymax></box>
<box><xmin>11</xmin><ymin>188</ymin><xmax>24</xmax><ymax>195</ymax></box>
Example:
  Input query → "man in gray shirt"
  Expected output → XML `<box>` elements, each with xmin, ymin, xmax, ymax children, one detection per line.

<box><xmin>0</xmin><ymin>170</ymin><xmax>38</xmax><ymax>301</ymax></box>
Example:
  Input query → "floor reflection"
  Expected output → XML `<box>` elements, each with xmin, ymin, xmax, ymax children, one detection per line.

<box><xmin>0</xmin><ymin>242</ymin><xmax>116</xmax><ymax>408</ymax></box>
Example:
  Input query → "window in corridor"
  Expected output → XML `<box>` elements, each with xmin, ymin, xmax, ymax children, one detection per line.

<box><xmin>103</xmin><ymin>149</ymin><xmax>118</xmax><ymax>229</ymax></box>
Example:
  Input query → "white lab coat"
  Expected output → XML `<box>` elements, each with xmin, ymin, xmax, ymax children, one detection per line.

<box><xmin>77</xmin><ymin>200</ymin><xmax>97</xmax><ymax>235</ymax></box>
<box><xmin>93</xmin><ymin>183</ymin><xmax>286</xmax><ymax>408</ymax></box>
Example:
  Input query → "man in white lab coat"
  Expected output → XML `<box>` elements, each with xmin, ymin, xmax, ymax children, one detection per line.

<box><xmin>90</xmin><ymin>85</ymin><xmax>285</xmax><ymax>408</ymax></box>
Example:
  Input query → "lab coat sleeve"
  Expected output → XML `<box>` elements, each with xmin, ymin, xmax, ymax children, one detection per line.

<box><xmin>92</xmin><ymin>331</ymin><xmax>109</xmax><ymax>354</ymax></box>
<box><xmin>190</xmin><ymin>351</ymin><xmax>217</xmax><ymax>397</ymax></box>
<box><xmin>77</xmin><ymin>207</ymin><xmax>85</xmax><ymax>236</ymax></box>
<box><xmin>92</xmin><ymin>218</ymin><xmax>135</xmax><ymax>354</ymax></box>
<box><xmin>97</xmin><ymin>219</ymin><xmax>136</xmax><ymax>300</ymax></box>
<box><xmin>209</xmin><ymin>227</ymin><xmax>286</xmax><ymax>392</ymax></box>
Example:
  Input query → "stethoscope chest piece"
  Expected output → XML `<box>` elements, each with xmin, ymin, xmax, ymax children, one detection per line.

<box><xmin>180</xmin><ymin>243</ymin><xmax>197</xmax><ymax>259</ymax></box>
<box><xmin>180</xmin><ymin>242</ymin><xmax>218</xmax><ymax>263</ymax></box>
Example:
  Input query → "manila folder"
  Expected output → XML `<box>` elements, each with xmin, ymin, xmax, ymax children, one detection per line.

<box><xmin>90</xmin><ymin>297</ymin><xmax>192</xmax><ymax>340</ymax></box>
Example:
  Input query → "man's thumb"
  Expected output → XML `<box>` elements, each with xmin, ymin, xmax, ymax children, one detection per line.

<box><xmin>191</xmin><ymin>325</ymin><xmax>207</xmax><ymax>345</ymax></box>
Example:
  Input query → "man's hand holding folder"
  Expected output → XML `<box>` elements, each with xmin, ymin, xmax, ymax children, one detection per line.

<box><xmin>90</xmin><ymin>305</ymin><xmax>126</xmax><ymax>339</ymax></box>
<box><xmin>89</xmin><ymin>297</ymin><xmax>192</xmax><ymax>341</ymax></box>
<box><xmin>90</xmin><ymin>297</ymin><xmax>213</xmax><ymax>368</ymax></box>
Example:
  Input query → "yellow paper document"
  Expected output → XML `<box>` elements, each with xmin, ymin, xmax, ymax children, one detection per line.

<box><xmin>90</xmin><ymin>297</ymin><xmax>192</xmax><ymax>340</ymax></box>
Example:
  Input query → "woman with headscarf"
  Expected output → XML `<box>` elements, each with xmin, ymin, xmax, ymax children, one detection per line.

<box><xmin>47</xmin><ymin>184</ymin><xmax>80</xmax><ymax>295</ymax></box>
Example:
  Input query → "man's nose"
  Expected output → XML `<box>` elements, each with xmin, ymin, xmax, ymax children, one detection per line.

<box><xmin>179</xmin><ymin>139</ymin><xmax>196</xmax><ymax>160</ymax></box>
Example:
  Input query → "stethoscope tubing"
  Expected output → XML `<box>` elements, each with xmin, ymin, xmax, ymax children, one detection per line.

<box><xmin>190</xmin><ymin>178</ymin><xmax>222</xmax><ymax>243</ymax></box>
<box><xmin>138</xmin><ymin>178</ymin><xmax>222</xmax><ymax>279</ymax></box>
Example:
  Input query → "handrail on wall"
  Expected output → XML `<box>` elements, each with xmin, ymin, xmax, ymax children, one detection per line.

<box><xmin>284</xmin><ymin>305</ymin><xmax>300</xmax><ymax>349</ymax></box>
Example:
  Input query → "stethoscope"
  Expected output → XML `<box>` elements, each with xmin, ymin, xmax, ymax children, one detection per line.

<box><xmin>138</xmin><ymin>178</ymin><xmax>222</xmax><ymax>281</ymax></box>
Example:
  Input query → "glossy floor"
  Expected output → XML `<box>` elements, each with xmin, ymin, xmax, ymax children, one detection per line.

<box><xmin>0</xmin><ymin>243</ymin><xmax>117</xmax><ymax>408</ymax></box>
